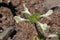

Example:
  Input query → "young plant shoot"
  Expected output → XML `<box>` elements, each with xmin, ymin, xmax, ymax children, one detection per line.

<box><xmin>14</xmin><ymin>3</ymin><xmax>54</xmax><ymax>40</ymax></box>
<box><xmin>28</xmin><ymin>14</ymin><xmax>40</xmax><ymax>23</ymax></box>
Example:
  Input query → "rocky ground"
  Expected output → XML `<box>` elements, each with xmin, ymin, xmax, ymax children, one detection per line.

<box><xmin>0</xmin><ymin>0</ymin><xmax>60</xmax><ymax>40</ymax></box>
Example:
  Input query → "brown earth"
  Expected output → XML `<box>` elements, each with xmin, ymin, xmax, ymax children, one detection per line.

<box><xmin>0</xmin><ymin>0</ymin><xmax>60</xmax><ymax>40</ymax></box>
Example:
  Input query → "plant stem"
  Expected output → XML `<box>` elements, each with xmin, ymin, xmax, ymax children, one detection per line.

<box><xmin>34</xmin><ymin>23</ymin><xmax>46</xmax><ymax>40</ymax></box>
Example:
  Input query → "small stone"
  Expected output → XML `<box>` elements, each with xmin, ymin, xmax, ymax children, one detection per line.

<box><xmin>0</xmin><ymin>0</ymin><xmax>2</xmax><ymax>3</ymax></box>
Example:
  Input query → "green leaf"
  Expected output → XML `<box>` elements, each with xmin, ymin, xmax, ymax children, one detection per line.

<box><xmin>14</xmin><ymin>16</ymin><xmax>28</xmax><ymax>23</ymax></box>
<box><xmin>37</xmin><ymin>22</ymin><xmax>50</xmax><ymax>33</ymax></box>
<box><xmin>28</xmin><ymin>14</ymin><xmax>40</xmax><ymax>23</ymax></box>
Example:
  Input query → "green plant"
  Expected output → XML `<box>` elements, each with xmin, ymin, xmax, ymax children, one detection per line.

<box><xmin>28</xmin><ymin>14</ymin><xmax>40</xmax><ymax>23</ymax></box>
<box><xmin>14</xmin><ymin>3</ymin><xmax>54</xmax><ymax>40</ymax></box>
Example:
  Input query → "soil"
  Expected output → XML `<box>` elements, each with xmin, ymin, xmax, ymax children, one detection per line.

<box><xmin>0</xmin><ymin>0</ymin><xmax>60</xmax><ymax>40</ymax></box>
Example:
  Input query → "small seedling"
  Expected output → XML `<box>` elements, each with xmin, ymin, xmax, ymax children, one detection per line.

<box><xmin>14</xmin><ymin>3</ymin><xmax>54</xmax><ymax>40</ymax></box>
